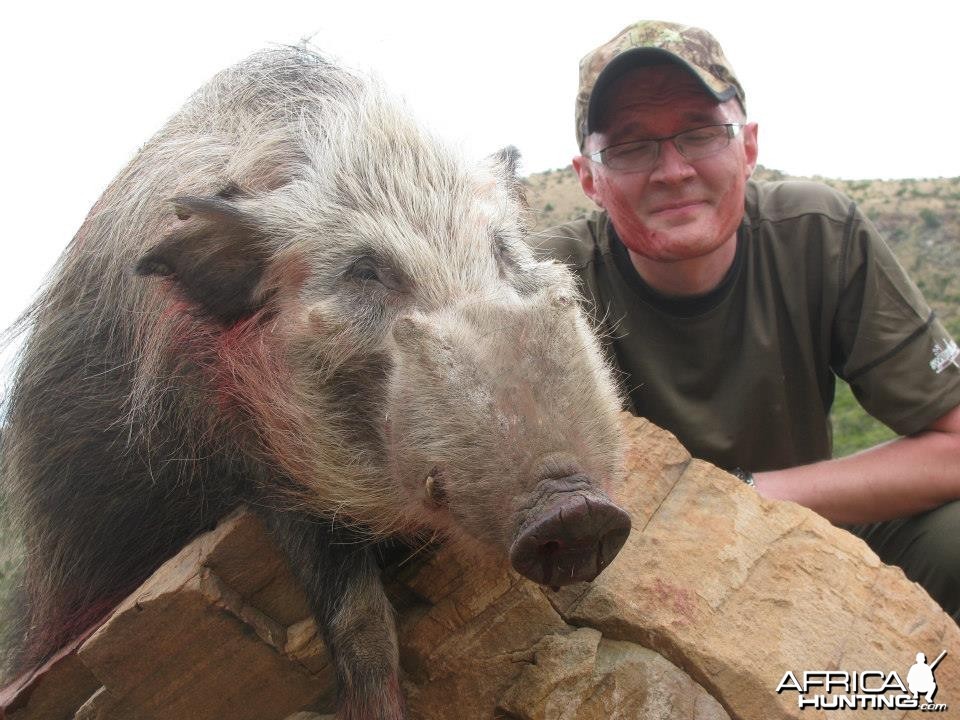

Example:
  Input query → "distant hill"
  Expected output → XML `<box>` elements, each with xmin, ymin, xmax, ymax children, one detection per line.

<box><xmin>524</xmin><ymin>166</ymin><xmax>960</xmax><ymax>457</ymax></box>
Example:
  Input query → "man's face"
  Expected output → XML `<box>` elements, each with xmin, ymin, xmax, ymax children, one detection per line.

<box><xmin>573</xmin><ymin>64</ymin><xmax>758</xmax><ymax>262</ymax></box>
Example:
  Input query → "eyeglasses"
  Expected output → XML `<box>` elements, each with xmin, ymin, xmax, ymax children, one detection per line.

<box><xmin>588</xmin><ymin>123</ymin><xmax>744</xmax><ymax>173</ymax></box>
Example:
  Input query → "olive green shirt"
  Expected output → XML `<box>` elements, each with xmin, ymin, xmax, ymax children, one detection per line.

<box><xmin>534</xmin><ymin>180</ymin><xmax>960</xmax><ymax>472</ymax></box>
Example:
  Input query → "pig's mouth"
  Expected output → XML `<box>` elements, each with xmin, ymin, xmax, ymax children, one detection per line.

<box><xmin>509</xmin><ymin>474</ymin><xmax>631</xmax><ymax>587</ymax></box>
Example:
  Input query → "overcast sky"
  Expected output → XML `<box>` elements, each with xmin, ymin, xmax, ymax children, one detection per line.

<box><xmin>2</xmin><ymin>0</ymin><xmax>958</xmax><ymax>376</ymax></box>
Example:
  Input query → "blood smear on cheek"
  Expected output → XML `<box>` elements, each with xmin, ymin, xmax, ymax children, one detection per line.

<box><xmin>602</xmin><ymin>182</ymin><xmax>665</xmax><ymax>257</ymax></box>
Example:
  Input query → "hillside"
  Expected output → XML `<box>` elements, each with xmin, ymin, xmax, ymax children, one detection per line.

<box><xmin>525</xmin><ymin>166</ymin><xmax>960</xmax><ymax>457</ymax></box>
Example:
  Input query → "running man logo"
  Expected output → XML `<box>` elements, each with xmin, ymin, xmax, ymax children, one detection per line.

<box><xmin>776</xmin><ymin>651</ymin><xmax>948</xmax><ymax>711</ymax></box>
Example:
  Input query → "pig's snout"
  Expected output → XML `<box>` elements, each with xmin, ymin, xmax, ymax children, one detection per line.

<box><xmin>509</xmin><ymin>484</ymin><xmax>631</xmax><ymax>587</ymax></box>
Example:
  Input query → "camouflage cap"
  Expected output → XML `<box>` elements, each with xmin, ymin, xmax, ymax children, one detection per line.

<box><xmin>575</xmin><ymin>21</ymin><xmax>746</xmax><ymax>150</ymax></box>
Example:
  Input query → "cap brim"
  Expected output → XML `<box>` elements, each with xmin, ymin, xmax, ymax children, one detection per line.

<box><xmin>586</xmin><ymin>47</ymin><xmax>737</xmax><ymax>136</ymax></box>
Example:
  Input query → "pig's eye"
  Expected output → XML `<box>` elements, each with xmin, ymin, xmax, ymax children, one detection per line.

<box><xmin>346</xmin><ymin>256</ymin><xmax>405</xmax><ymax>292</ymax></box>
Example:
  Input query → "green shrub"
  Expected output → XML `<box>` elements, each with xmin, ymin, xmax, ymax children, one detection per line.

<box><xmin>919</xmin><ymin>207</ymin><xmax>941</xmax><ymax>230</ymax></box>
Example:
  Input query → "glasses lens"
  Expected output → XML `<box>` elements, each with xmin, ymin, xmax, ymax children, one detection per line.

<box><xmin>595</xmin><ymin>125</ymin><xmax>740</xmax><ymax>172</ymax></box>
<box><xmin>676</xmin><ymin>125</ymin><xmax>734</xmax><ymax>161</ymax></box>
<box><xmin>603</xmin><ymin>141</ymin><xmax>659</xmax><ymax>172</ymax></box>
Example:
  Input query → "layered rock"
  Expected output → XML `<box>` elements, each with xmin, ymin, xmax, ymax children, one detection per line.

<box><xmin>3</xmin><ymin>414</ymin><xmax>957</xmax><ymax>719</ymax></box>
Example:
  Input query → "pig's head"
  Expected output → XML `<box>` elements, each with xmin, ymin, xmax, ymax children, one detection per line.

<box><xmin>135</xmin><ymin>88</ymin><xmax>630</xmax><ymax>587</ymax></box>
<box><xmin>386</xmin><ymin>277</ymin><xmax>630</xmax><ymax>586</ymax></box>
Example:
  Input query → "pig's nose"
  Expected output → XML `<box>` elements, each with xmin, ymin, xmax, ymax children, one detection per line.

<box><xmin>509</xmin><ymin>494</ymin><xmax>631</xmax><ymax>587</ymax></box>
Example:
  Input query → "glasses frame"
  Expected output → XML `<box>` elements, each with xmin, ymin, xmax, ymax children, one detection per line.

<box><xmin>588</xmin><ymin>123</ymin><xmax>745</xmax><ymax>173</ymax></box>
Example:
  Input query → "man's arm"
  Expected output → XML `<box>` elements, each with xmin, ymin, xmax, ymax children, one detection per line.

<box><xmin>754</xmin><ymin>403</ymin><xmax>960</xmax><ymax>524</ymax></box>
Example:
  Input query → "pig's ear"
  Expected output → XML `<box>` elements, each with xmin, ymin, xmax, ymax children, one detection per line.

<box><xmin>492</xmin><ymin>145</ymin><xmax>521</xmax><ymax>179</ymax></box>
<box><xmin>489</xmin><ymin>145</ymin><xmax>527</xmax><ymax>207</ymax></box>
<box><xmin>135</xmin><ymin>196</ymin><xmax>271</xmax><ymax>325</ymax></box>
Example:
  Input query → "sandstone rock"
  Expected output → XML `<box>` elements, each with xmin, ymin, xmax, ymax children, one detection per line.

<box><xmin>1</xmin><ymin>510</ymin><xmax>336</xmax><ymax>720</ymax></box>
<box><xmin>2</xmin><ymin>414</ymin><xmax>957</xmax><ymax>719</ymax></box>
<box><xmin>543</xmin><ymin>415</ymin><xmax>960</xmax><ymax>719</ymax></box>
<box><xmin>494</xmin><ymin>628</ymin><xmax>729</xmax><ymax>720</ymax></box>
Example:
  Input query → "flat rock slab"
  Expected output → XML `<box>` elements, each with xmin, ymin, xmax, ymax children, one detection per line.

<box><xmin>2</xmin><ymin>414</ymin><xmax>957</xmax><ymax>719</ymax></box>
<box><xmin>0</xmin><ymin>510</ymin><xmax>335</xmax><ymax>720</ymax></box>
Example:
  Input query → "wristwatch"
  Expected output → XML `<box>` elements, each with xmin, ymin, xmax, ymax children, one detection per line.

<box><xmin>731</xmin><ymin>467</ymin><xmax>756</xmax><ymax>488</ymax></box>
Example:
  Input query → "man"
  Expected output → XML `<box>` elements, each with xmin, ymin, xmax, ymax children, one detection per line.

<box><xmin>535</xmin><ymin>21</ymin><xmax>960</xmax><ymax>620</ymax></box>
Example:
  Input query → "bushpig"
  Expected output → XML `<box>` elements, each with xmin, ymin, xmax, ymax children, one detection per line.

<box><xmin>0</xmin><ymin>47</ymin><xmax>629</xmax><ymax>719</ymax></box>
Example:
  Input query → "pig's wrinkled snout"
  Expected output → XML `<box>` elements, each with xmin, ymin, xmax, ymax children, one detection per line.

<box><xmin>509</xmin><ymin>491</ymin><xmax>631</xmax><ymax>587</ymax></box>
